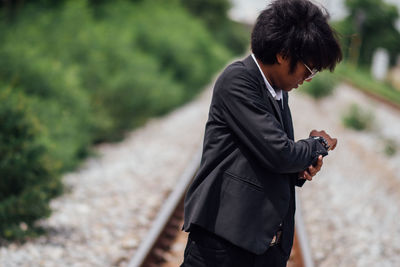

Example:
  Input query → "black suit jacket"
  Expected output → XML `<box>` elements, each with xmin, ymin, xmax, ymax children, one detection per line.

<box><xmin>183</xmin><ymin>55</ymin><xmax>327</xmax><ymax>255</ymax></box>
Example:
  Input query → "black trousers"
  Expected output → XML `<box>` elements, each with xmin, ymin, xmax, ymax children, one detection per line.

<box><xmin>180</xmin><ymin>227</ymin><xmax>289</xmax><ymax>267</ymax></box>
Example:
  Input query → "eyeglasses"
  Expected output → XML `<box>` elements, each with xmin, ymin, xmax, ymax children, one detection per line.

<box><xmin>303</xmin><ymin>62</ymin><xmax>318</xmax><ymax>81</ymax></box>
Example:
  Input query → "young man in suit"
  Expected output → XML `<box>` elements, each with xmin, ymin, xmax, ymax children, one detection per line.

<box><xmin>180</xmin><ymin>0</ymin><xmax>342</xmax><ymax>266</ymax></box>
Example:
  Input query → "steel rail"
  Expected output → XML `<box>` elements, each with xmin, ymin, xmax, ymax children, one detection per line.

<box><xmin>295</xmin><ymin>191</ymin><xmax>315</xmax><ymax>267</ymax></box>
<box><xmin>127</xmin><ymin>146</ymin><xmax>202</xmax><ymax>267</ymax></box>
<box><xmin>128</xmin><ymin>143</ymin><xmax>314</xmax><ymax>267</ymax></box>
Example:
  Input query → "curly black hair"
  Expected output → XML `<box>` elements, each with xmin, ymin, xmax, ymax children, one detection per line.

<box><xmin>251</xmin><ymin>0</ymin><xmax>342</xmax><ymax>73</ymax></box>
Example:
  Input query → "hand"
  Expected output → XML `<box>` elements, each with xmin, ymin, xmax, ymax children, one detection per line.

<box><xmin>309</xmin><ymin>130</ymin><xmax>338</xmax><ymax>151</ymax></box>
<box><xmin>298</xmin><ymin>155</ymin><xmax>323</xmax><ymax>181</ymax></box>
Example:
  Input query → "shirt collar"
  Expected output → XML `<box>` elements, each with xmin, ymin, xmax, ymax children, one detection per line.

<box><xmin>251</xmin><ymin>54</ymin><xmax>282</xmax><ymax>101</ymax></box>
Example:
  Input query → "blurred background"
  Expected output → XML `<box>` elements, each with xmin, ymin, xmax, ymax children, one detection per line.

<box><xmin>0</xmin><ymin>0</ymin><xmax>400</xmax><ymax>266</ymax></box>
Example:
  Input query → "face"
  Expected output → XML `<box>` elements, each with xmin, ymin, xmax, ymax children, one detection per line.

<box><xmin>272</xmin><ymin>54</ymin><xmax>314</xmax><ymax>92</ymax></box>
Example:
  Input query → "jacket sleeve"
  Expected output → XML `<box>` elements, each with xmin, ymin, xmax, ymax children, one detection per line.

<box><xmin>216</xmin><ymin>66</ymin><xmax>327</xmax><ymax>174</ymax></box>
<box><xmin>295</xmin><ymin>176</ymin><xmax>307</xmax><ymax>187</ymax></box>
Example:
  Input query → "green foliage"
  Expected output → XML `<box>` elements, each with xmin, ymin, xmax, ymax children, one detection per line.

<box><xmin>1</xmin><ymin>0</ymin><xmax>231</xmax><ymax>143</ymax></box>
<box><xmin>0</xmin><ymin>88</ymin><xmax>63</xmax><ymax>240</ymax></box>
<box><xmin>300</xmin><ymin>71</ymin><xmax>338</xmax><ymax>99</ymax></box>
<box><xmin>342</xmin><ymin>103</ymin><xmax>374</xmax><ymax>131</ymax></box>
<box><xmin>130</xmin><ymin>1</ymin><xmax>230</xmax><ymax>96</ymax></box>
<box><xmin>0</xmin><ymin>0</ymin><xmax>235</xmax><ymax>240</ymax></box>
<box><xmin>336</xmin><ymin>0</ymin><xmax>400</xmax><ymax>66</ymax></box>
<box><xmin>383</xmin><ymin>138</ymin><xmax>397</xmax><ymax>156</ymax></box>
<box><xmin>180</xmin><ymin>0</ymin><xmax>249</xmax><ymax>55</ymax></box>
<box><xmin>335</xmin><ymin>62</ymin><xmax>400</xmax><ymax>108</ymax></box>
<box><xmin>0</xmin><ymin>41</ymin><xmax>94</xmax><ymax>171</ymax></box>
<box><xmin>181</xmin><ymin>0</ymin><xmax>231</xmax><ymax>28</ymax></box>
<box><xmin>213</xmin><ymin>20</ymin><xmax>249</xmax><ymax>55</ymax></box>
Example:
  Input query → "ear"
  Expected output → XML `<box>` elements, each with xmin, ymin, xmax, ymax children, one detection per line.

<box><xmin>276</xmin><ymin>53</ymin><xmax>285</xmax><ymax>64</ymax></box>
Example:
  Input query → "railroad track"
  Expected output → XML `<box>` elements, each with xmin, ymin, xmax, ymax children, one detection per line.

<box><xmin>128</xmin><ymin>148</ymin><xmax>315</xmax><ymax>267</ymax></box>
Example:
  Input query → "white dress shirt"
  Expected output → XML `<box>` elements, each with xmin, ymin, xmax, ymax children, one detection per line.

<box><xmin>251</xmin><ymin>54</ymin><xmax>283</xmax><ymax>109</ymax></box>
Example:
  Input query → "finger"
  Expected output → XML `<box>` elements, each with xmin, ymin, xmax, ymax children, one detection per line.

<box><xmin>309</xmin><ymin>156</ymin><xmax>323</xmax><ymax>175</ymax></box>
<box><xmin>299</xmin><ymin>171</ymin><xmax>310</xmax><ymax>180</ymax></box>
<box><xmin>303</xmin><ymin>170</ymin><xmax>312</xmax><ymax>181</ymax></box>
<box><xmin>308</xmin><ymin>166</ymin><xmax>316</xmax><ymax>176</ymax></box>
<box><xmin>331</xmin><ymin>138</ymin><xmax>338</xmax><ymax>150</ymax></box>
<box><xmin>316</xmin><ymin>155</ymin><xmax>323</xmax><ymax>170</ymax></box>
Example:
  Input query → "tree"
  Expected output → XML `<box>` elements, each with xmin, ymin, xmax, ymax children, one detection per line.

<box><xmin>179</xmin><ymin>0</ymin><xmax>248</xmax><ymax>55</ymax></box>
<box><xmin>342</xmin><ymin>0</ymin><xmax>400</xmax><ymax>66</ymax></box>
<box><xmin>0</xmin><ymin>89</ymin><xmax>63</xmax><ymax>240</ymax></box>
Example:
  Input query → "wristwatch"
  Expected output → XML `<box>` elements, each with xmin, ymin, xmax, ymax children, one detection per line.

<box><xmin>312</xmin><ymin>136</ymin><xmax>330</xmax><ymax>150</ymax></box>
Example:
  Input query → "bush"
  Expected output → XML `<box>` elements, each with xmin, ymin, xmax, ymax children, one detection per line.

<box><xmin>383</xmin><ymin>138</ymin><xmax>397</xmax><ymax>156</ymax></box>
<box><xmin>332</xmin><ymin>0</ymin><xmax>400</xmax><ymax>67</ymax></box>
<box><xmin>0</xmin><ymin>0</ymin><xmax>236</xmax><ymax>240</ymax></box>
<box><xmin>334</xmin><ymin>62</ymin><xmax>400</xmax><ymax>108</ymax></box>
<box><xmin>0</xmin><ymin>88</ymin><xmax>63</xmax><ymax>240</ymax></box>
<box><xmin>131</xmin><ymin>1</ymin><xmax>230</xmax><ymax>93</ymax></box>
<box><xmin>300</xmin><ymin>71</ymin><xmax>338</xmax><ymax>99</ymax></box>
<box><xmin>342</xmin><ymin>103</ymin><xmax>374</xmax><ymax>131</ymax></box>
<box><xmin>0</xmin><ymin>19</ymin><xmax>94</xmax><ymax>171</ymax></box>
<box><xmin>180</xmin><ymin>0</ymin><xmax>249</xmax><ymax>55</ymax></box>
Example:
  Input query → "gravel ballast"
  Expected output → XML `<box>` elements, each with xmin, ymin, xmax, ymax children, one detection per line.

<box><xmin>1</xmin><ymin>82</ymin><xmax>399</xmax><ymax>267</ymax></box>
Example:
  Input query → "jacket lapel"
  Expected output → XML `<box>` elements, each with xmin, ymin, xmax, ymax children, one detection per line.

<box><xmin>281</xmin><ymin>92</ymin><xmax>293</xmax><ymax>139</ymax></box>
<box><xmin>242</xmin><ymin>56</ymin><xmax>285</xmax><ymax>129</ymax></box>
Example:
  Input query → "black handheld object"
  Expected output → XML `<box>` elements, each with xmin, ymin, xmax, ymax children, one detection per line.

<box><xmin>311</xmin><ymin>151</ymin><xmax>328</xmax><ymax>167</ymax></box>
<box><xmin>310</xmin><ymin>135</ymin><xmax>330</xmax><ymax>166</ymax></box>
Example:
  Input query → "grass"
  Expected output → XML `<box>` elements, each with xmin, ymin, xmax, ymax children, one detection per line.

<box><xmin>342</xmin><ymin>103</ymin><xmax>374</xmax><ymax>131</ymax></box>
<box><xmin>334</xmin><ymin>62</ymin><xmax>400</xmax><ymax>108</ymax></box>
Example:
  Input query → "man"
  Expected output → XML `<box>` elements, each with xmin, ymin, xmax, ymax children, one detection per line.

<box><xmin>180</xmin><ymin>0</ymin><xmax>342</xmax><ymax>266</ymax></box>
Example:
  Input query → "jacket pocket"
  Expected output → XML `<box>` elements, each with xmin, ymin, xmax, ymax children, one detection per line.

<box><xmin>224</xmin><ymin>171</ymin><xmax>264</xmax><ymax>192</ymax></box>
<box><xmin>212</xmin><ymin>171</ymin><xmax>283</xmax><ymax>254</ymax></box>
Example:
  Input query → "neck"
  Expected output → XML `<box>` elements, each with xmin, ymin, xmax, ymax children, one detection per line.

<box><xmin>256</xmin><ymin>58</ymin><xmax>276</xmax><ymax>88</ymax></box>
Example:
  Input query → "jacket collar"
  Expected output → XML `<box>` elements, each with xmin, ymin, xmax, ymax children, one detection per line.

<box><xmin>242</xmin><ymin>55</ymin><xmax>284</xmax><ymax>128</ymax></box>
<box><xmin>250</xmin><ymin>54</ymin><xmax>282</xmax><ymax>101</ymax></box>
